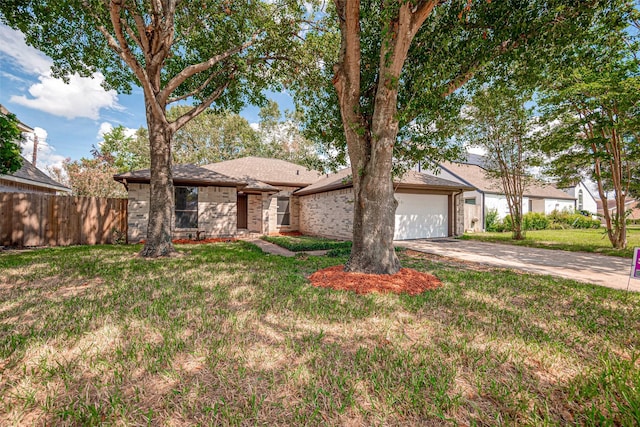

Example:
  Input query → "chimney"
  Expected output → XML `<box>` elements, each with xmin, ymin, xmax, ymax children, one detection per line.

<box><xmin>32</xmin><ymin>133</ymin><xmax>38</xmax><ymax>168</ymax></box>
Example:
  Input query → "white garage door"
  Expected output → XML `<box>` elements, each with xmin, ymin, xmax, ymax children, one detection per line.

<box><xmin>394</xmin><ymin>193</ymin><xmax>448</xmax><ymax>240</ymax></box>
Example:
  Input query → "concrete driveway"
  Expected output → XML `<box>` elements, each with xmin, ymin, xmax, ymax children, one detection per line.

<box><xmin>395</xmin><ymin>239</ymin><xmax>639</xmax><ymax>292</ymax></box>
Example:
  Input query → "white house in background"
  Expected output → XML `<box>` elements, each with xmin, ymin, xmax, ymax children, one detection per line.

<box><xmin>560</xmin><ymin>181</ymin><xmax>598</xmax><ymax>215</ymax></box>
<box><xmin>416</xmin><ymin>154</ymin><xmax>576</xmax><ymax>231</ymax></box>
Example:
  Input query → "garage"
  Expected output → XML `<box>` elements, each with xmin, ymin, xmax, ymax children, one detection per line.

<box><xmin>394</xmin><ymin>193</ymin><xmax>448</xmax><ymax>240</ymax></box>
<box><xmin>296</xmin><ymin>168</ymin><xmax>473</xmax><ymax>241</ymax></box>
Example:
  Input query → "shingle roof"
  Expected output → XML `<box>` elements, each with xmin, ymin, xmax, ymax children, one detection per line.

<box><xmin>203</xmin><ymin>156</ymin><xmax>322</xmax><ymax>187</ymax></box>
<box><xmin>114</xmin><ymin>164</ymin><xmax>246</xmax><ymax>187</ymax></box>
<box><xmin>1</xmin><ymin>158</ymin><xmax>70</xmax><ymax>192</ymax></box>
<box><xmin>294</xmin><ymin>168</ymin><xmax>473</xmax><ymax>196</ymax></box>
<box><xmin>441</xmin><ymin>161</ymin><xmax>575</xmax><ymax>200</ymax></box>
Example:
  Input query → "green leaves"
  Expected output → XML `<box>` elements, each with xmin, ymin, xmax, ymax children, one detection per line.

<box><xmin>0</xmin><ymin>111</ymin><xmax>24</xmax><ymax>175</ymax></box>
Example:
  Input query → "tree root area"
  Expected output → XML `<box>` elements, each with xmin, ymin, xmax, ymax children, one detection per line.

<box><xmin>308</xmin><ymin>265</ymin><xmax>442</xmax><ymax>295</ymax></box>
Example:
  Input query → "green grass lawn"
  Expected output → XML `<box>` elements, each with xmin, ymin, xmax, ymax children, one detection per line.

<box><xmin>462</xmin><ymin>228</ymin><xmax>640</xmax><ymax>258</ymax></box>
<box><xmin>1</xmin><ymin>242</ymin><xmax>639</xmax><ymax>425</ymax></box>
<box><xmin>262</xmin><ymin>234</ymin><xmax>352</xmax><ymax>252</ymax></box>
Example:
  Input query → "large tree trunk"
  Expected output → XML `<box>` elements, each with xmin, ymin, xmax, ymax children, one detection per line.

<box><xmin>332</xmin><ymin>0</ymin><xmax>434</xmax><ymax>274</ymax></box>
<box><xmin>140</xmin><ymin>107</ymin><xmax>177</xmax><ymax>257</ymax></box>
<box><xmin>346</xmin><ymin>136</ymin><xmax>400</xmax><ymax>274</ymax></box>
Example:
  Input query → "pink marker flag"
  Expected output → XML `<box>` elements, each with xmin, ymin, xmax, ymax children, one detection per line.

<box><xmin>632</xmin><ymin>248</ymin><xmax>640</xmax><ymax>280</ymax></box>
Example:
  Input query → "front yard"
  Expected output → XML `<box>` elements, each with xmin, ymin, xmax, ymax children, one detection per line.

<box><xmin>463</xmin><ymin>228</ymin><xmax>640</xmax><ymax>258</ymax></box>
<box><xmin>1</xmin><ymin>242</ymin><xmax>639</xmax><ymax>425</ymax></box>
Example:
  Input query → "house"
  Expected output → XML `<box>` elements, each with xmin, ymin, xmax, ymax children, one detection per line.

<box><xmin>560</xmin><ymin>181</ymin><xmax>598</xmax><ymax>215</ymax></box>
<box><xmin>115</xmin><ymin>157</ymin><xmax>472</xmax><ymax>243</ymax></box>
<box><xmin>295</xmin><ymin>168</ymin><xmax>474</xmax><ymax>240</ymax></box>
<box><xmin>115</xmin><ymin>158</ymin><xmax>322</xmax><ymax>242</ymax></box>
<box><xmin>0</xmin><ymin>105</ymin><xmax>70</xmax><ymax>195</ymax></box>
<box><xmin>596</xmin><ymin>198</ymin><xmax>640</xmax><ymax>221</ymax></box>
<box><xmin>417</xmin><ymin>154</ymin><xmax>576</xmax><ymax>231</ymax></box>
<box><xmin>0</xmin><ymin>159</ymin><xmax>71</xmax><ymax>194</ymax></box>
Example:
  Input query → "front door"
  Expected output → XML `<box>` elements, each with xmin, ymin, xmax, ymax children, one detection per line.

<box><xmin>237</xmin><ymin>194</ymin><xmax>248</xmax><ymax>229</ymax></box>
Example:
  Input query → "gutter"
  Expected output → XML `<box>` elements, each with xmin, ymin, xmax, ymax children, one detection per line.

<box><xmin>0</xmin><ymin>174</ymin><xmax>71</xmax><ymax>193</ymax></box>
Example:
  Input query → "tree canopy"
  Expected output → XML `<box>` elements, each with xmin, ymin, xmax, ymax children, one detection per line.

<box><xmin>0</xmin><ymin>0</ymin><xmax>308</xmax><ymax>257</ymax></box>
<box><xmin>0</xmin><ymin>111</ymin><xmax>24</xmax><ymax>175</ymax></box>
<box><xmin>292</xmin><ymin>0</ymin><xmax>613</xmax><ymax>273</ymax></box>
<box><xmin>538</xmin><ymin>3</ymin><xmax>640</xmax><ymax>249</ymax></box>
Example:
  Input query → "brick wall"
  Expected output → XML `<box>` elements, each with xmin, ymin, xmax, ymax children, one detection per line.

<box><xmin>126</xmin><ymin>183</ymin><xmax>237</xmax><ymax>242</ymax></box>
<box><xmin>300</xmin><ymin>188</ymin><xmax>466</xmax><ymax>240</ymax></box>
<box><xmin>247</xmin><ymin>194</ymin><xmax>263</xmax><ymax>233</ymax></box>
<box><xmin>198</xmin><ymin>186</ymin><xmax>237</xmax><ymax>237</ymax></box>
<box><xmin>127</xmin><ymin>183</ymin><xmax>149</xmax><ymax>243</ymax></box>
<box><xmin>299</xmin><ymin>188</ymin><xmax>354</xmax><ymax>240</ymax></box>
<box><xmin>266</xmin><ymin>187</ymin><xmax>301</xmax><ymax>234</ymax></box>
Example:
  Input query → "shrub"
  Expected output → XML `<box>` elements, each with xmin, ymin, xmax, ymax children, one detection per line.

<box><xmin>548</xmin><ymin>210</ymin><xmax>600</xmax><ymax>229</ymax></box>
<box><xmin>524</xmin><ymin>212</ymin><xmax>549</xmax><ymax>230</ymax></box>
<box><xmin>485</xmin><ymin>209</ymin><xmax>501</xmax><ymax>232</ymax></box>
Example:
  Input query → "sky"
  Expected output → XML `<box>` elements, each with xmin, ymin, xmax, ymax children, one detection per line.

<box><xmin>0</xmin><ymin>24</ymin><xmax>294</xmax><ymax>173</ymax></box>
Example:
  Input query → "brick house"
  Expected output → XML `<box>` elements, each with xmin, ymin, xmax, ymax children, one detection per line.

<box><xmin>114</xmin><ymin>157</ymin><xmax>471</xmax><ymax>243</ymax></box>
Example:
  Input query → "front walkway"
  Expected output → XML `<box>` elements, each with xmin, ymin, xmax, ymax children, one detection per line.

<box><xmin>242</xmin><ymin>238</ymin><xmax>328</xmax><ymax>257</ymax></box>
<box><xmin>395</xmin><ymin>239</ymin><xmax>639</xmax><ymax>292</ymax></box>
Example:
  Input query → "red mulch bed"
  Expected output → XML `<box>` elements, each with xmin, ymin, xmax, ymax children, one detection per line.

<box><xmin>308</xmin><ymin>265</ymin><xmax>442</xmax><ymax>295</ymax></box>
<box><xmin>172</xmin><ymin>238</ymin><xmax>237</xmax><ymax>244</ymax></box>
<box><xmin>140</xmin><ymin>238</ymin><xmax>237</xmax><ymax>244</ymax></box>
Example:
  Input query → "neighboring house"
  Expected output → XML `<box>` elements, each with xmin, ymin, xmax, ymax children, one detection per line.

<box><xmin>416</xmin><ymin>154</ymin><xmax>576</xmax><ymax>231</ymax></box>
<box><xmin>0</xmin><ymin>105</ymin><xmax>70</xmax><ymax>195</ymax></box>
<box><xmin>0</xmin><ymin>158</ymin><xmax>71</xmax><ymax>195</ymax></box>
<box><xmin>560</xmin><ymin>181</ymin><xmax>598</xmax><ymax>215</ymax></box>
<box><xmin>115</xmin><ymin>157</ymin><xmax>472</xmax><ymax>242</ymax></box>
<box><xmin>295</xmin><ymin>168</ymin><xmax>473</xmax><ymax>240</ymax></box>
<box><xmin>596</xmin><ymin>198</ymin><xmax>640</xmax><ymax>221</ymax></box>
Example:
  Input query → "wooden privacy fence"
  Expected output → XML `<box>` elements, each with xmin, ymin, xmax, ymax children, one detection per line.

<box><xmin>0</xmin><ymin>193</ymin><xmax>127</xmax><ymax>247</ymax></box>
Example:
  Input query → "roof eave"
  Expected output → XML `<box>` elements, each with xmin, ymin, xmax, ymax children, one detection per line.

<box><xmin>0</xmin><ymin>174</ymin><xmax>71</xmax><ymax>193</ymax></box>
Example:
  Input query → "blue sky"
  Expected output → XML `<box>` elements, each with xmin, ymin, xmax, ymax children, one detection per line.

<box><xmin>0</xmin><ymin>24</ymin><xmax>294</xmax><ymax>173</ymax></box>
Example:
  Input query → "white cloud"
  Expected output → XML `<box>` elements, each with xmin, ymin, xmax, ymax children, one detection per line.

<box><xmin>96</xmin><ymin>121</ymin><xmax>138</xmax><ymax>142</ymax></box>
<box><xmin>11</xmin><ymin>72</ymin><xmax>120</xmax><ymax>120</ymax></box>
<box><xmin>0</xmin><ymin>25</ymin><xmax>52</xmax><ymax>75</ymax></box>
<box><xmin>20</xmin><ymin>127</ymin><xmax>67</xmax><ymax>172</ymax></box>
<box><xmin>2</xmin><ymin>25</ymin><xmax>121</xmax><ymax>119</ymax></box>
<box><xmin>98</xmin><ymin>122</ymin><xmax>114</xmax><ymax>138</ymax></box>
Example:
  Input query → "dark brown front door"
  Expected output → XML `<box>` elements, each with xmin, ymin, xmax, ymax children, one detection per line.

<box><xmin>237</xmin><ymin>194</ymin><xmax>248</xmax><ymax>229</ymax></box>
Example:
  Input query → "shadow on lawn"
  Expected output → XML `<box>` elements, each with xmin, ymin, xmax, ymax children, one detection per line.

<box><xmin>0</xmin><ymin>242</ymin><xmax>639</xmax><ymax>425</ymax></box>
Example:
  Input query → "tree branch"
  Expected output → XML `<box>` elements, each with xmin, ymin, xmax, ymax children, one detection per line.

<box><xmin>158</xmin><ymin>33</ymin><xmax>259</xmax><ymax>104</ymax></box>
<box><xmin>169</xmin><ymin>76</ymin><xmax>234</xmax><ymax>132</ymax></box>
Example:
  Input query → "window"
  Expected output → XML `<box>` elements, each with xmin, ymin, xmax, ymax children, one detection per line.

<box><xmin>277</xmin><ymin>197</ymin><xmax>290</xmax><ymax>226</ymax></box>
<box><xmin>175</xmin><ymin>186</ymin><xmax>198</xmax><ymax>228</ymax></box>
<box><xmin>464</xmin><ymin>198</ymin><xmax>476</xmax><ymax>205</ymax></box>
<box><xmin>578</xmin><ymin>189</ymin><xmax>584</xmax><ymax>211</ymax></box>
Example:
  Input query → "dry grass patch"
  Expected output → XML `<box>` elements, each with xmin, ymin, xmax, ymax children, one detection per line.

<box><xmin>0</xmin><ymin>242</ymin><xmax>638</xmax><ymax>425</ymax></box>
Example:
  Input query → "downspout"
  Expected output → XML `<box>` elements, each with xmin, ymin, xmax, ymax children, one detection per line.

<box><xmin>481</xmin><ymin>191</ymin><xmax>486</xmax><ymax>231</ymax></box>
<box><xmin>453</xmin><ymin>189</ymin><xmax>464</xmax><ymax>237</ymax></box>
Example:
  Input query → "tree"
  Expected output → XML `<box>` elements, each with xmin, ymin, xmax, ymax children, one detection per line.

<box><xmin>168</xmin><ymin>106</ymin><xmax>261</xmax><ymax>165</ymax></box>
<box><xmin>256</xmin><ymin>101</ymin><xmax>326</xmax><ymax>171</ymax></box>
<box><xmin>539</xmin><ymin>4</ymin><xmax>640</xmax><ymax>249</ymax></box>
<box><xmin>1</xmin><ymin>0</ymin><xmax>305</xmax><ymax>257</ymax></box>
<box><xmin>0</xmin><ymin>111</ymin><xmax>24</xmax><ymax>175</ymax></box>
<box><xmin>295</xmin><ymin>0</ymin><xmax>606</xmax><ymax>274</ymax></box>
<box><xmin>99</xmin><ymin>125</ymin><xmax>150</xmax><ymax>172</ymax></box>
<box><xmin>64</xmin><ymin>155</ymin><xmax>128</xmax><ymax>198</ymax></box>
<box><xmin>459</xmin><ymin>85</ymin><xmax>537</xmax><ymax>240</ymax></box>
